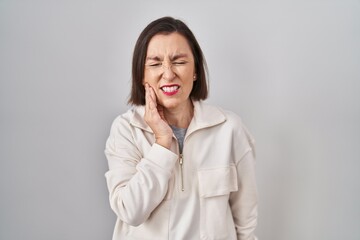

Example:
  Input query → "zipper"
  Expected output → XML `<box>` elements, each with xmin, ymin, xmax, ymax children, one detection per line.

<box><xmin>179</xmin><ymin>153</ymin><xmax>184</xmax><ymax>191</ymax></box>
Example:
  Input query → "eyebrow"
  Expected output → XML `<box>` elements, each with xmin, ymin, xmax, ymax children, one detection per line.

<box><xmin>146</xmin><ymin>53</ymin><xmax>189</xmax><ymax>61</ymax></box>
<box><xmin>171</xmin><ymin>53</ymin><xmax>188</xmax><ymax>61</ymax></box>
<box><xmin>146</xmin><ymin>56</ymin><xmax>162</xmax><ymax>61</ymax></box>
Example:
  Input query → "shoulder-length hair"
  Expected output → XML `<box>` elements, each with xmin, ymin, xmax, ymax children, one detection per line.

<box><xmin>128</xmin><ymin>16</ymin><xmax>208</xmax><ymax>105</ymax></box>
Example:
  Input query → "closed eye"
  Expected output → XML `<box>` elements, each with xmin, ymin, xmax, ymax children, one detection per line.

<box><xmin>148</xmin><ymin>63</ymin><xmax>162</xmax><ymax>67</ymax></box>
<box><xmin>173</xmin><ymin>61</ymin><xmax>187</xmax><ymax>65</ymax></box>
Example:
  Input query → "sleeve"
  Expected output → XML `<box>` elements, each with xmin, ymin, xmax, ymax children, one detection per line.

<box><xmin>104</xmin><ymin>116</ymin><xmax>178</xmax><ymax>226</ymax></box>
<box><xmin>229</xmin><ymin>126</ymin><xmax>258</xmax><ymax>240</ymax></box>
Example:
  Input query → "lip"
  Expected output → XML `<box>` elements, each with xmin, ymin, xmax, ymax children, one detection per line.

<box><xmin>160</xmin><ymin>84</ymin><xmax>180</xmax><ymax>96</ymax></box>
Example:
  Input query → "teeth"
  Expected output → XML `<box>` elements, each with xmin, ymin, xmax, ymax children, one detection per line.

<box><xmin>162</xmin><ymin>86</ymin><xmax>179</xmax><ymax>92</ymax></box>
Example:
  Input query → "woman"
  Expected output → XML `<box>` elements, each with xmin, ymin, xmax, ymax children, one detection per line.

<box><xmin>105</xmin><ymin>16</ymin><xmax>258</xmax><ymax>240</ymax></box>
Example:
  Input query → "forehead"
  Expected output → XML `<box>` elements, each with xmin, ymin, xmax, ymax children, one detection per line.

<box><xmin>146</xmin><ymin>32</ymin><xmax>193</xmax><ymax>57</ymax></box>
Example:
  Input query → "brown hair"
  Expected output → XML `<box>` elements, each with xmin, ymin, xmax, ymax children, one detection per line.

<box><xmin>128</xmin><ymin>16</ymin><xmax>208</xmax><ymax>105</ymax></box>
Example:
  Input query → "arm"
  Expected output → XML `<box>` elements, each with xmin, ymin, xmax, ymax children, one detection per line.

<box><xmin>229</xmin><ymin>149</ymin><xmax>258</xmax><ymax>240</ymax></box>
<box><xmin>105</xmin><ymin>117</ymin><xmax>178</xmax><ymax>226</ymax></box>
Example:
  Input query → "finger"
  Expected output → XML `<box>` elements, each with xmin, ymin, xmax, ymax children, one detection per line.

<box><xmin>145</xmin><ymin>83</ymin><xmax>152</xmax><ymax>111</ymax></box>
<box><xmin>147</xmin><ymin>86</ymin><xmax>157</xmax><ymax>110</ymax></box>
<box><xmin>144</xmin><ymin>83</ymin><xmax>149</xmax><ymax>112</ymax></box>
<box><xmin>148</xmin><ymin>86</ymin><xmax>157</xmax><ymax>106</ymax></box>
<box><xmin>157</xmin><ymin>104</ymin><xmax>166</xmax><ymax>121</ymax></box>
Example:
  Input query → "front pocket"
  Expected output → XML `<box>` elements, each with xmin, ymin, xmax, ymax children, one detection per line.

<box><xmin>198</xmin><ymin>165</ymin><xmax>238</xmax><ymax>198</ymax></box>
<box><xmin>198</xmin><ymin>165</ymin><xmax>238</xmax><ymax>239</ymax></box>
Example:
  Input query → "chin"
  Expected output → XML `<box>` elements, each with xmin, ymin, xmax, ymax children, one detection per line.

<box><xmin>161</xmin><ymin>102</ymin><xmax>179</xmax><ymax>110</ymax></box>
<box><xmin>159</xmin><ymin>99</ymin><xmax>183</xmax><ymax>110</ymax></box>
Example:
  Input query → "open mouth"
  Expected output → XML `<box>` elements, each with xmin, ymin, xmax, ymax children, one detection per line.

<box><xmin>160</xmin><ymin>85</ymin><xmax>180</xmax><ymax>95</ymax></box>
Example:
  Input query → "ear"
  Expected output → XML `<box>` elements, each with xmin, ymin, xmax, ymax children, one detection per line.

<box><xmin>193</xmin><ymin>74</ymin><xmax>197</xmax><ymax>81</ymax></box>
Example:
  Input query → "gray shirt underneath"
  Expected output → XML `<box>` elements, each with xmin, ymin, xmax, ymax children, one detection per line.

<box><xmin>170</xmin><ymin>125</ymin><xmax>187</xmax><ymax>153</ymax></box>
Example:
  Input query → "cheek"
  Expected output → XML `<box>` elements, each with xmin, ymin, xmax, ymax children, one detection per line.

<box><xmin>143</xmin><ymin>75</ymin><xmax>159</xmax><ymax>93</ymax></box>
<box><xmin>143</xmin><ymin>71</ymin><xmax>160</xmax><ymax>84</ymax></box>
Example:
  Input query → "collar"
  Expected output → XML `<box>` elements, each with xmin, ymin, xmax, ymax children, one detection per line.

<box><xmin>129</xmin><ymin>101</ymin><xmax>226</xmax><ymax>135</ymax></box>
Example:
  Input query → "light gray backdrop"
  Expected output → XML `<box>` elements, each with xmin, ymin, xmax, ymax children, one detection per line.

<box><xmin>1</xmin><ymin>0</ymin><xmax>359</xmax><ymax>239</ymax></box>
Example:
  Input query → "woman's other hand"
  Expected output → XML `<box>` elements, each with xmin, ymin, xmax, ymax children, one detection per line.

<box><xmin>144</xmin><ymin>83</ymin><xmax>173</xmax><ymax>149</ymax></box>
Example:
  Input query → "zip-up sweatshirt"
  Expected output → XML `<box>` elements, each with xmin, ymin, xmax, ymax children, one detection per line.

<box><xmin>105</xmin><ymin>101</ymin><xmax>258</xmax><ymax>240</ymax></box>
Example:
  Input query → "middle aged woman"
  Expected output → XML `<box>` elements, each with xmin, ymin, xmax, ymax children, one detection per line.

<box><xmin>105</xmin><ymin>16</ymin><xmax>258</xmax><ymax>240</ymax></box>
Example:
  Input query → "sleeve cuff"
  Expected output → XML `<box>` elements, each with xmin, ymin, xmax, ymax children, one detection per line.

<box><xmin>144</xmin><ymin>143</ymin><xmax>178</xmax><ymax>172</ymax></box>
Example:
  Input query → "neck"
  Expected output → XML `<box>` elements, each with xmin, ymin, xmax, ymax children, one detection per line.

<box><xmin>164</xmin><ymin>100</ymin><xmax>194</xmax><ymax>129</ymax></box>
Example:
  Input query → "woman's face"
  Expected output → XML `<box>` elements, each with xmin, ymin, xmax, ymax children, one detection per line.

<box><xmin>143</xmin><ymin>32</ymin><xmax>196</xmax><ymax>110</ymax></box>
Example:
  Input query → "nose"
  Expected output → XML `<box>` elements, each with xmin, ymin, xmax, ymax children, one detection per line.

<box><xmin>161</xmin><ymin>63</ymin><xmax>176</xmax><ymax>80</ymax></box>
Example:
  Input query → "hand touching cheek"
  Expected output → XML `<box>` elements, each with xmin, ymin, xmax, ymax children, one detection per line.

<box><xmin>144</xmin><ymin>83</ymin><xmax>173</xmax><ymax>149</ymax></box>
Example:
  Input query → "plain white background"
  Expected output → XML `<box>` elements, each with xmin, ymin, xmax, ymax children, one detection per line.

<box><xmin>1</xmin><ymin>0</ymin><xmax>359</xmax><ymax>239</ymax></box>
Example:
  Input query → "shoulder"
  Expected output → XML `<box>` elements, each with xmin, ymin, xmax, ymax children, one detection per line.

<box><xmin>108</xmin><ymin>106</ymin><xmax>142</xmax><ymax>133</ymax></box>
<box><xmin>221</xmin><ymin>108</ymin><xmax>244</xmax><ymax>126</ymax></box>
<box><xmin>201</xmin><ymin>102</ymin><xmax>245</xmax><ymax>128</ymax></box>
<box><xmin>110</xmin><ymin>108</ymin><xmax>133</xmax><ymax>129</ymax></box>
<box><xmin>203</xmin><ymin>102</ymin><xmax>255</xmax><ymax>144</ymax></box>
<box><xmin>111</xmin><ymin>106</ymin><xmax>145</xmax><ymax>126</ymax></box>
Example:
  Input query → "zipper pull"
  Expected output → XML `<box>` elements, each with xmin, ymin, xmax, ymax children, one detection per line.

<box><xmin>179</xmin><ymin>154</ymin><xmax>184</xmax><ymax>191</ymax></box>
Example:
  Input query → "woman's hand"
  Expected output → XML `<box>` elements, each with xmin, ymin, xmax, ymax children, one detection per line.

<box><xmin>144</xmin><ymin>83</ymin><xmax>173</xmax><ymax>149</ymax></box>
